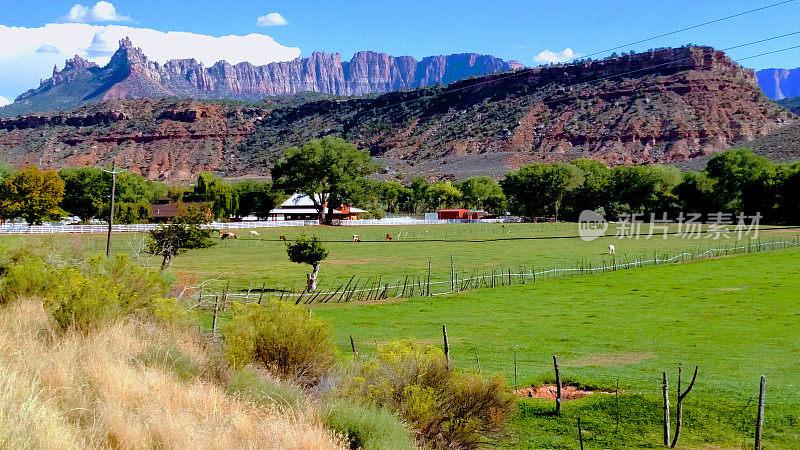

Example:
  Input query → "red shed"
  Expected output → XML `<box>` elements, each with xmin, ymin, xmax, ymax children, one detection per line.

<box><xmin>438</xmin><ymin>209</ymin><xmax>469</xmax><ymax>220</ymax></box>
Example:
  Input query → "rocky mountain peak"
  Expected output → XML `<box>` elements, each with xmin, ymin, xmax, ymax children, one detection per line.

<box><xmin>6</xmin><ymin>39</ymin><xmax>525</xmax><ymax>115</ymax></box>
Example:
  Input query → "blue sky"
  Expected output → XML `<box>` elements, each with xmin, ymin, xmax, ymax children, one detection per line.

<box><xmin>2</xmin><ymin>0</ymin><xmax>800</xmax><ymax>103</ymax></box>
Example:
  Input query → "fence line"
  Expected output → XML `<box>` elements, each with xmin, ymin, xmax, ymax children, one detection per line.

<box><xmin>189</xmin><ymin>237</ymin><xmax>800</xmax><ymax>309</ymax></box>
<box><xmin>0</xmin><ymin>217</ymin><xmax>524</xmax><ymax>235</ymax></box>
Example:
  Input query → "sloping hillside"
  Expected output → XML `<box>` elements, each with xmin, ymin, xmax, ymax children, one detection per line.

<box><xmin>0</xmin><ymin>46</ymin><xmax>794</xmax><ymax>181</ymax></box>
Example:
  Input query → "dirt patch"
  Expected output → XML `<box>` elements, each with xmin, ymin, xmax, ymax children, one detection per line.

<box><xmin>515</xmin><ymin>385</ymin><xmax>611</xmax><ymax>400</ymax></box>
<box><xmin>569</xmin><ymin>352</ymin><xmax>653</xmax><ymax>367</ymax></box>
<box><xmin>327</xmin><ymin>258</ymin><xmax>400</xmax><ymax>265</ymax></box>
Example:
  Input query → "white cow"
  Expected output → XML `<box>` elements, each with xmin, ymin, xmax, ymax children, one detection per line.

<box><xmin>249</xmin><ymin>230</ymin><xmax>260</xmax><ymax>236</ymax></box>
<box><xmin>608</xmin><ymin>244</ymin><xmax>616</xmax><ymax>255</ymax></box>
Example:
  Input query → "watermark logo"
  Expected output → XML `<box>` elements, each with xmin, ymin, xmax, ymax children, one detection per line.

<box><xmin>577</xmin><ymin>211</ymin><xmax>761</xmax><ymax>240</ymax></box>
<box><xmin>578</xmin><ymin>210</ymin><xmax>608</xmax><ymax>242</ymax></box>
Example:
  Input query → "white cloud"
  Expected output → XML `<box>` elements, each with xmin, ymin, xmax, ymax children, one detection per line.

<box><xmin>0</xmin><ymin>96</ymin><xmax>9</xmax><ymax>107</ymax></box>
<box><xmin>256</xmin><ymin>13</ymin><xmax>289</xmax><ymax>27</ymax></box>
<box><xmin>64</xmin><ymin>1</ymin><xmax>132</xmax><ymax>23</ymax></box>
<box><xmin>0</xmin><ymin>23</ymin><xmax>302</xmax><ymax>101</ymax></box>
<box><xmin>534</xmin><ymin>48</ymin><xmax>579</xmax><ymax>64</ymax></box>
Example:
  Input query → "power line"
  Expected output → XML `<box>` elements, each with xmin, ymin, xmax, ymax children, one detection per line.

<box><xmin>321</xmin><ymin>31</ymin><xmax>800</xmax><ymax>123</ymax></box>
<box><xmin>578</xmin><ymin>0</ymin><xmax>799</xmax><ymax>60</ymax></box>
<box><xmin>305</xmin><ymin>2</ymin><xmax>800</xmax><ymax>118</ymax></box>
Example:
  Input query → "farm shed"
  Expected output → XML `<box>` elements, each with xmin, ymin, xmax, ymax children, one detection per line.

<box><xmin>438</xmin><ymin>209</ymin><xmax>469</xmax><ymax>220</ymax></box>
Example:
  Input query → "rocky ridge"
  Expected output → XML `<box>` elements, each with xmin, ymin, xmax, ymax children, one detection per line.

<box><xmin>0</xmin><ymin>46</ymin><xmax>794</xmax><ymax>181</ymax></box>
<box><xmin>5</xmin><ymin>38</ymin><xmax>522</xmax><ymax>116</ymax></box>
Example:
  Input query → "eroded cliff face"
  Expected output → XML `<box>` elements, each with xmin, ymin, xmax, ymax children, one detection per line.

<box><xmin>8</xmin><ymin>38</ymin><xmax>522</xmax><ymax>115</ymax></box>
<box><xmin>0</xmin><ymin>46</ymin><xmax>795</xmax><ymax>182</ymax></box>
<box><xmin>0</xmin><ymin>99</ymin><xmax>266</xmax><ymax>181</ymax></box>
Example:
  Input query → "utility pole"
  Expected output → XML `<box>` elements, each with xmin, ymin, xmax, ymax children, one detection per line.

<box><xmin>101</xmin><ymin>161</ymin><xmax>124</xmax><ymax>257</ymax></box>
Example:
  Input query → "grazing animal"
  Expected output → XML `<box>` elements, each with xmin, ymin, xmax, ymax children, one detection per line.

<box><xmin>608</xmin><ymin>244</ymin><xmax>616</xmax><ymax>255</ymax></box>
<box><xmin>279</xmin><ymin>235</ymin><xmax>287</xmax><ymax>241</ymax></box>
<box><xmin>386</xmin><ymin>233</ymin><xmax>393</xmax><ymax>241</ymax></box>
<box><xmin>220</xmin><ymin>231</ymin><xmax>237</xmax><ymax>240</ymax></box>
<box><xmin>249</xmin><ymin>230</ymin><xmax>260</xmax><ymax>237</ymax></box>
<box><xmin>352</xmin><ymin>235</ymin><xmax>361</xmax><ymax>243</ymax></box>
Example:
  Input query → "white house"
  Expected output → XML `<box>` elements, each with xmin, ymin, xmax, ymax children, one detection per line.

<box><xmin>268</xmin><ymin>193</ymin><xmax>367</xmax><ymax>221</ymax></box>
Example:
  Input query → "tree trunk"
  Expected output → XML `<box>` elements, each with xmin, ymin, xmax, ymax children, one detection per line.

<box><xmin>307</xmin><ymin>264</ymin><xmax>320</xmax><ymax>291</ymax></box>
<box><xmin>161</xmin><ymin>253</ymin><xmax>172</xmax><ymax>270</ymax></box>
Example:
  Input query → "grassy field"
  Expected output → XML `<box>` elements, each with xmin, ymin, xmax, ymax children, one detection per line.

<box><xmin>5</xmin><ymin>222</ymin><xmax>794</xmax><ymax>297</ymax></box>
<box><xmin>314</xmin><ymin>248</ymin><xmax>800</xmax><ymax>448</ymax></box>
<box><xmin>2</xmin><ymin>223</ymin><xmax>799</xmax><ymax>447</ymax></box>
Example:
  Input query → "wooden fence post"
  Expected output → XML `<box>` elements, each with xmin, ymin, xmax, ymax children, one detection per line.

<box><xmin>578</xmin><ymin>417</ymin><xmax>584</xmax><ymax>450</ymax></box>
<box><xmin>350</xmin><ymin>335</ymin><xmax>357</xmax><ymax>357</ymax></box>
<box><xmin>442</xmin><ymin>324</ymin><xmax>450</xmax><ymax>361</ymax></box>
<box><xmin>663</xmin><ymin>372</ymin><xmax>670</xmax><ymax>447</ymax></box>
<box><xmin>756</xmin><ymin>375</ymin><xmax>766</xmax><ymax>450</ymax></box>
<box><xmin>258</xmin><ymin>282</ymin><xmax>265</xmax><ymax>305</ymax></box>
<box><xmin>514</xmin><ymin>349</ymin><xmax>518</xmax><ymax>391</ymax></box>
<box><xmin>554</xmin><ymin>355</ymin><xmax>562</xmax><ymax>415</ymax></box>
<box><xmin>211</xmin><ymin>295</ymin><xmax>220</xmax><ymax>339</ymax></box>
<box><xmin>427</xmin><ymin>261</ymin><xmax>432</xmax><ymax>296</ymax></box>
<box><xmin>450</xmin><ymin>255</ymin><xmax>455</xmax><ymax>292</ymax></box>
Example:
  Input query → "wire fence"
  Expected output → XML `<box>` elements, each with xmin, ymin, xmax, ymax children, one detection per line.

<box><xmin>189</xmin><ymin>237</ymin><xmax>800</xmax><ymax>309</ymax></box>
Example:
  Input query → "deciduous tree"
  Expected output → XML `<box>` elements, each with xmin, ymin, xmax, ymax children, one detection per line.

<box><xmin>286</xmin><ymin>234</ymin><xmax>329</xmax><ymax>291</ymax></box>
<box><xmin>272</xmin><ymin>137</ymin><xmax>376</xmax><ymax>224</ymax></box>
<box><xmin>0</xmin><ymin>166</ymin><xmax>65</xmax><ymax>224</ymax></box>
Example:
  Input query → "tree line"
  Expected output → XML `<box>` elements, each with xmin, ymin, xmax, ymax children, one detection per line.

<box><xmin>0</xmin><ymin>165</ymin><xmax>286</xmax><ymax>225</ymax></box>
<box><xmin>0</xmin><ymin>139</ymin><xmax>796</xmax><ymax>225</ymax></box>
<box><xmin>272</xmin><ymin>138</ymin><xmax>800</xmax><ymax>225</ymax></box>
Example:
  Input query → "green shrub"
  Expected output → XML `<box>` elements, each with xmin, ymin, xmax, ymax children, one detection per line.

<box><xmin>342</xmin><ymin>341</ymin><xmax>516</xmax><ymax>449</ymax></box>
<box><xmin>226</xmin><ymin>365</ymin><xmax>304</xmax><ymax>409</ymax></box>
<box><xmin>323</xmin><ymin>400</ymin><xmax>415</xmax><ymax>450</ymax></box>
<box><xmin>134</xmin><ymin>343</ymin><xmax>201</xmax><ymax>381</ymax></box>
<box><xmin>0</xmin><ymin>251</ymin><xmax>172</xmax><ymax>331</ymax></box>
<box><xmin>224</xmin><ymin>301</ymin><xmax>337</xmax><ymax>386</ymax></box>
<box><xmin>0</xmin><ymin>258</ymin><xmax>61</xmax><ymax>303</ymax></box>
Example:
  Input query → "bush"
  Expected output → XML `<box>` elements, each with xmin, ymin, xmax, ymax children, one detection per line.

<box><xmin>224</xmin><ymin>301</ymin><xmax>337</xmax><ymax>387</ymax></box>
<box><xmin>0</xmin><ymin>259</ymin><xmax>62</xmax><ymax>303</ymax></box>
<box><xmin>0</xmin><ymin>251</ymin><xmax>171</xmax><ymax>331</ymax></box>
<box><xmin>342</xmin><ymin>341</ymin><xmax>516</xmax><ymax>449</ymax></box>
<box><xmin>323</xmin><ymin>400</ymin><xmax>415</xmax><ymax>450</ymax></box>
<box><xmin>226</xmin><ymin>365</ymin><xmax>305</xmax><ymax>410</ymax></box>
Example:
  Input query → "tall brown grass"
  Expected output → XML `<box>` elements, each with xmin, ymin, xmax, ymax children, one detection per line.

<box><xmin>0</xmin><ymin>299</ymin><xmax>342</xmax><ymax>449</ymax></box>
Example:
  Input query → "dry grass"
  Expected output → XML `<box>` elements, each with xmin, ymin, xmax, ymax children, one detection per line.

<box><xmin>0</xmin><ymin>300</ymin><xmax>342</xmax><ymax>449</ymax></box>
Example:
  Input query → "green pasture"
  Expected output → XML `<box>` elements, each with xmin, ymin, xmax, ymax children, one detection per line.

<box><xmin>315</xmin><ymin>248</ymin><xmax>800</xmax><ymax>448</ymax></box>
<box><xmin>4</xmin><ymin>222</ymin><xmax>793</xmax><ymax>296</ymax></box>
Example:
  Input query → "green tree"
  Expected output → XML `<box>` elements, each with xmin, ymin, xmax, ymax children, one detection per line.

<box><xmin>114</xmin><ymin>171</ymin><xmax>167</xmax><ymax>204</ymax></box>
<box><xmin>377</xmin><ymin>181</ymin><xmax>411</xmax><ymax>214</ymax></box>
<box><xmin>59</xmin><ymin>167</ymin><xmax>109</xmax><ymax>221</ymax></box>
<box><xmin>567</xmin><ymin>159</ymin><xmax>612</xmax><ymax>217</ymax></box>
<box><xmin>674</xmin><ymin>171</ymin><xmax>719</xmax><ymax>214</ymax></box>
<box><xmin>458</xmin><ymin>176</ymin><xmax>503</xmax><ymax>210</ymax></box>
<box><xmin>705</xmin><ymin>148</ymin><xmax>773</xmax><ymax>212</ymax></box>
<box><xmin>427</xmin><ymin>182</ymin><xmax>462</xmax><ymax>209</ymax></box>
<box><xmin>188</xmin><ymin>172</ymin><xmax>239</xmax><ymax>220</ymax></box>
<box><xmin>501</xmin><ymin>163</ymin><xmax>584</xmax><ymax>220</ymax></box>
<box><xmin>235</xmin><ymin>180</ymin><xmax>283</xmax><ymax>219</ymax></box>
<box><xmin>410</xmin><ymin>177</ymin><xmax>430</xmax><ymax>213</ymax></box>
<box><xmin>271</xmin><ymin>137</ymin><xmax>376</xmax><ymax>224</ymax></box>
<box><xmin>147</xmin><ymin>207</ymin><xmax>216</xmax><ymax>269</ymax></box>
<box><xmin>609</xmin><ymin>165</ymin><xmax>681</xmax><ymax>215</ymax></box>
<box><xmin>286</xmin><ymin>234</ymin><xmax>329</xmax><ymax>291</ymax></box>
<box><xmin>0</xmin><ymin>166</ymin><xmax>65</xmax><ymax>224</ymax></box>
